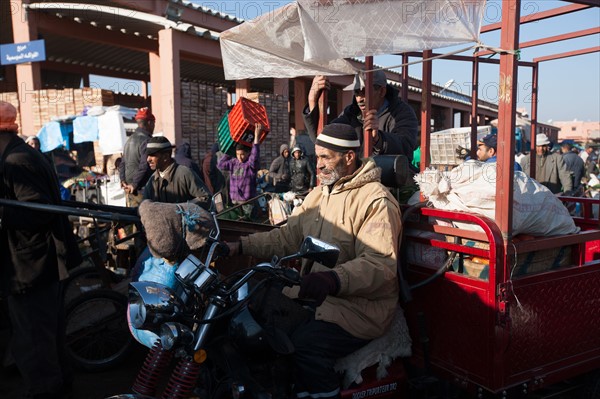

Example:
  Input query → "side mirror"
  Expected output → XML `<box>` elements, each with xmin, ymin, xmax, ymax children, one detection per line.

<box><xmin>297</xmin><ymin>236</ymin><xmax>340</xmax><ymax>268</ymax></box>
<box><xmin>208</xmin><ymin>192</ymin><xmax>224</xmax><ymax>241</ymax></box>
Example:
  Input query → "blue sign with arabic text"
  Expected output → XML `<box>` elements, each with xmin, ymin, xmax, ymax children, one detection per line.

<box><xmin>1</xmin><ymin>39</ymin><xmax>46</xmax><ymax>65</ymax></box>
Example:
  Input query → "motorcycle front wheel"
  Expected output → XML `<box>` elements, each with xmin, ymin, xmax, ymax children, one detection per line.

<box><xmin>65</xmin><ymin>289</ymin><xmax>134</xmax><ymax>372</ymax></box>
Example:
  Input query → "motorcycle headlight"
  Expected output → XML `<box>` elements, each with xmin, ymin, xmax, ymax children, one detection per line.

<box><xmin>128</xmin><ymin>282</ymin><xmax>185</xmax><ymax>331</ymax></box>
<box><xmin>129</xmin><ymin>295</ymin><xmax>147</xmax><ymax>329</ymax></box>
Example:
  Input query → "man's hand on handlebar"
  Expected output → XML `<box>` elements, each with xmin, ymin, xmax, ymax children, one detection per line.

<box><xmin>298</xmin><ymin>271</ymin><xmax>340</xmax><ymax>306</ymax></box>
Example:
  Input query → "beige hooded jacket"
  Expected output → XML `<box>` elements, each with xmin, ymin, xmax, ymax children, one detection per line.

<box><xmin>241</xmin><ymin>158</ymin><xmax>401</xmax><ymax>339</ymax></box>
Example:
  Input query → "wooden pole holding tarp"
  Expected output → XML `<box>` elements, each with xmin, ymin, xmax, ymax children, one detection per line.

<box><xmin>420</xmin><ymin>50</ymin><xmax>432</xmax><ymax>172</ymax></box>
<box><xmin>470</xmin><ymin>56</ymin><xmax>480</xmax><ymax>159</ymax></box>
<box><xmin>317</xmin><ymin>83</ymin><xmax>328</xmax><ymax>135</ymax></box>
<box><xmin>363</xmin><ymin>56</ymin><xmax>375</xmax><ymax>158</ymax></box>
<box><xmin>530</xmin><ymin>63</ymin><xmax>539</xmax><ymax>179</ymax></box>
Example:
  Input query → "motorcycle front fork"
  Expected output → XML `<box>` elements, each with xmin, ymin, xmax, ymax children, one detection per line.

<box><xmin>131</xmin><ymin>341</ymin><xmax>202</xmax><ymax>399</ymax></box>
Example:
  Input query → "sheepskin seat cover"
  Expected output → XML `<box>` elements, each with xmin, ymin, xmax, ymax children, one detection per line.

<box><xmin>334</xmin><ymin>307</ymin><xmax>412</xmax><ymax>388</ymax></box>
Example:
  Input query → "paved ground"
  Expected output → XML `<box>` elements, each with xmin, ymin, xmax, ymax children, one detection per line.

<box><xmin>0</xmin><ymin>336</ymin><xmax>148</xmax><ymax>399</ymax></box>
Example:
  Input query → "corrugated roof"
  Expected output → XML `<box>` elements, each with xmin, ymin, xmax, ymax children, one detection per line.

<box><xmin>179</xmin><ymin>0</ymin><xmax>244</xmax><ymax>23</ymax></box>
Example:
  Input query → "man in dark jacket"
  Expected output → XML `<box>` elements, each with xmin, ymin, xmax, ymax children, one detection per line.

<box><xmin>303</xmin><ymin>70</ymin><xmax>419</xmax><ymax>160</ymax></box>
<box><xmin>142</xmin><ymin>136</ymin><xmax>210</xmax><ymax>208</ymax></box>
<box><xmin>268</xmin><ymin>143</ymin><xmax>291</xmax><ymax>192</ymax></box>
<box><xmin>119</xmin><ymin>107</ymin><xmax>154</xmax><ymax>207</ymax></box>
<box><xmin>289</xmin><ymin>146</ymin><xmax>316</xmax><ymax>193</ymax></box>
<box><xmin>560</xmin><ymin>141</ymin><xmax>584</xmax><ymax>191</ymax></box>
<box><xmin>175</xmin><ymin>141</ymin><xmax>203</xmax><ymax>179</ymax></box>
<box><xmin>0</xmin><ymin>101</ymin><xmax>81</xmax><ymax>399</ymax></box>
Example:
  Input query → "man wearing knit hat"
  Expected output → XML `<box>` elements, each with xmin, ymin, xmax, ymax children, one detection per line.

<box><xmin>118</xmin><ymin>107</ymin><xmax>155</xmax><ymax>207</ymax></box>
<box><xmin>227</xmin><ymin>123</ymin><xmax>401</xmax><ymax>399</ymax></box>
<box><xmin>304</xmin><ymin>70</ymin><xmax>418</xmax><ymax>159</ymax></box>
<box><xmin>142</xmin><ymin>136</ymin><xmax>210</xmax><ymax>207</ymax></box>
<box><xmin>0</xmin><ymin>101</ymin><xmax>81</xmax><ymax>398</ymax></box>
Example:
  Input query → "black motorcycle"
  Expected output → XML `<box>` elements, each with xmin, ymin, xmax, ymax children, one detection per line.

<box><xmin>108</xmin><ymin>196</ymin><xmax>340</xmax><ymax>399</ymax></box>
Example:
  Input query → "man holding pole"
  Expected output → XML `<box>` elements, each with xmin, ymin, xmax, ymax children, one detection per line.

<box><xmin>303</xmin><ymin>70</ymin><xmax>419</xmax><ymax>160</ymax></box>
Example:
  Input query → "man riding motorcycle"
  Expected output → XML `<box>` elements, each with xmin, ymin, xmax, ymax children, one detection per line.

<box><xmin>227</xmin><ymin>123</ymin><xmax>402</xmax><ymax>399</ymax></box>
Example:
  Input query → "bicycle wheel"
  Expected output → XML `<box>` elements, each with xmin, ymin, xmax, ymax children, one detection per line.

<box><xmin>63</xmin><ymin>266</ymin><xmax>126</xmax><ymax>305</ymax></box>
<box><xmin>63</xmin><ymin>266</ymin><xmax>106</xmax><ymax>305</ymax></box>
<box><xmin>65</xmin><ymin>289</ymin><xmax>133</xmax><ymax>372</ymax></box>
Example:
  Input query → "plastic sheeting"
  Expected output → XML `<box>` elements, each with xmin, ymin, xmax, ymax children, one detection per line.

<box><xmin>220</xmin><ymin>0</ymin><xmax>486</xmax><ymax>80</ymax></box>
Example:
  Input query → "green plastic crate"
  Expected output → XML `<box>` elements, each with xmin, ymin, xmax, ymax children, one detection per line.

<box><xmin>217</xmin><ymin>110</ymin><xmax>236</xmax><ymax>156</ymax></box>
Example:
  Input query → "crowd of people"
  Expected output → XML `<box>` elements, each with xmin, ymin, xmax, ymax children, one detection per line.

<box><xmin>0</xmin><ymin>68</ymin><xmax>420</xmax><ymax>398</ymax></box>
<box><xmin>6</xmin><ymin>66</ymin><xmax>597</xmax><ymax>398</ymax></box>
<box><xmin>478</xmin><ymin>131</ymin><xmax>597</xmax><ymax>196</ymax></box>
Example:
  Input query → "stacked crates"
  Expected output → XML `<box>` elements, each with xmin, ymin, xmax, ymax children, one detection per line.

<box><xmin>228</xmin><ymin>97</ymin><xmax>270</xmax><ymax>147</ymax></box>
<box><xmin>217</xmin><ymin>110</ymin><xmax>236</xmax><ymax>156</ymax></box>
<box><xmin>429</xmin><ymin>126</ymin><xmax>491</xmax><ymax>165</ymax></box>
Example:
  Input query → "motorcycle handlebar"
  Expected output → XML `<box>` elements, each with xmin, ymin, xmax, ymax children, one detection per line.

<box><xmin>223</xmin><ymin>263</ymin><xmax>300</xmax><ymax>297</ymax></box>
<box><xmin>279</xmin><ymin>267</ymin><xmax>302</xmax><ymax>286</ymax></box>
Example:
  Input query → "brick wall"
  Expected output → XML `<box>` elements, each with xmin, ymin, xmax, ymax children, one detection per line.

<box><xmin>181</xmin><ymin>81</ymin><xmax>229</xmax><ymax>166</ymax></box>
<box><xmin>180</xmin><ymin>83</ymin><xmax>290</xmax><ymax>170</ymax></box>
<box><xmin>244</xmin><ymin>92</ymin><xmax>290</xmax><ymax>170</ymax></box>
<box><xmin>3</xmin><ymin>85</ymin><xmax>291</xmax><ymax>172</ymax></box>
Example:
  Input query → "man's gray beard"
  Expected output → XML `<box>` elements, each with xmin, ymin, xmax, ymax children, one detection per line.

<box><xmin>318</xmin><ymin>167</ymin><xmax>342</xmax><ymax>186</ymax></box>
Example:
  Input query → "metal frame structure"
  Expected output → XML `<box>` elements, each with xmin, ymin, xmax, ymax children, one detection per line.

<box><xmin>399</xmin><ymin>2</ymin><xmax>600</xmax><ymax>393</ymax></box>
<box><xmin>395</xmin><ymin>0</ymin><xmax>599</xmax><ymax>241</ymax></box>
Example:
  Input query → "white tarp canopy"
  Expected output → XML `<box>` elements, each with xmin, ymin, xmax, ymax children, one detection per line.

<box><xmin>220</xmin><ymin>0</ymin><xmax>487</xmax><ymax>80</ymax></box>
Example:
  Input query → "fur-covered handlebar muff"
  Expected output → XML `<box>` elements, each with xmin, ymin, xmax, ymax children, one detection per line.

<box><xmin>139</xmin><ymin>200</ymin><xmax>215</xmax><ymax>263</ymax></box>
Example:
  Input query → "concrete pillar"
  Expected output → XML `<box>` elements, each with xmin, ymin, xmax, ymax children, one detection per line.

<box><xmin>442</xmin><ymin>107</ymin><xmax>452</xmax><ymax>129</ymax></box>
<box><xmin>342</xmin><ymin>91</ymin><xmax>353</xmax><ymax>111</ymax></box>
<box><xmin>273</xmin><ymin>78</ymin><xmax>289</xmax><ymax>98</ymax></box>
<box><xmin>235</xmin><ymin>79</ymin><xmax>250</xmax><ymax>101</ymax></box>
<box><xmin>140</xmin><ymin>81</ymin><xmax>148</xmax><ymax>99</ymax></box>
<box><xmin>156</xmin><ymin>29</ymin><xmax>181</xmax><ymax>144</ymax></box>
<box><xmin>10</xmin><ymin>0</ymin><xmax>42</xmax><ymax>135</ymax></box>
<box><xmin>460</xmin><ymin>111</ymin><xmax>470</xmax><ymax>127</ymax></box>
<box><xmin>149</xmin><ymin>52</ymin><xmax>162</xmax><ymax>129</ymax></box>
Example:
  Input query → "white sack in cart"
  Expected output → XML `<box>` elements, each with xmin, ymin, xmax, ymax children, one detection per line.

<box><xmin>416</xmin><ymin>160</ymin><xmax>579</xmax><ymax>236</ymax></box>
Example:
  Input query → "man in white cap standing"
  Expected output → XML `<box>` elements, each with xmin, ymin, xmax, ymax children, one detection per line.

<box><xmin>227</xmin><ymin>123</ymin><xmax>401</xmax><ymax>399</ymax></box>
<box><xmin>304</xmin><ymin>70</ymin><xmax>418</xmax><ymax>159</ymax></box>
<box><xmin>521</xmin><ymin>133</ymin><xmax>572</xmax><ymax>194</ymax></box>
